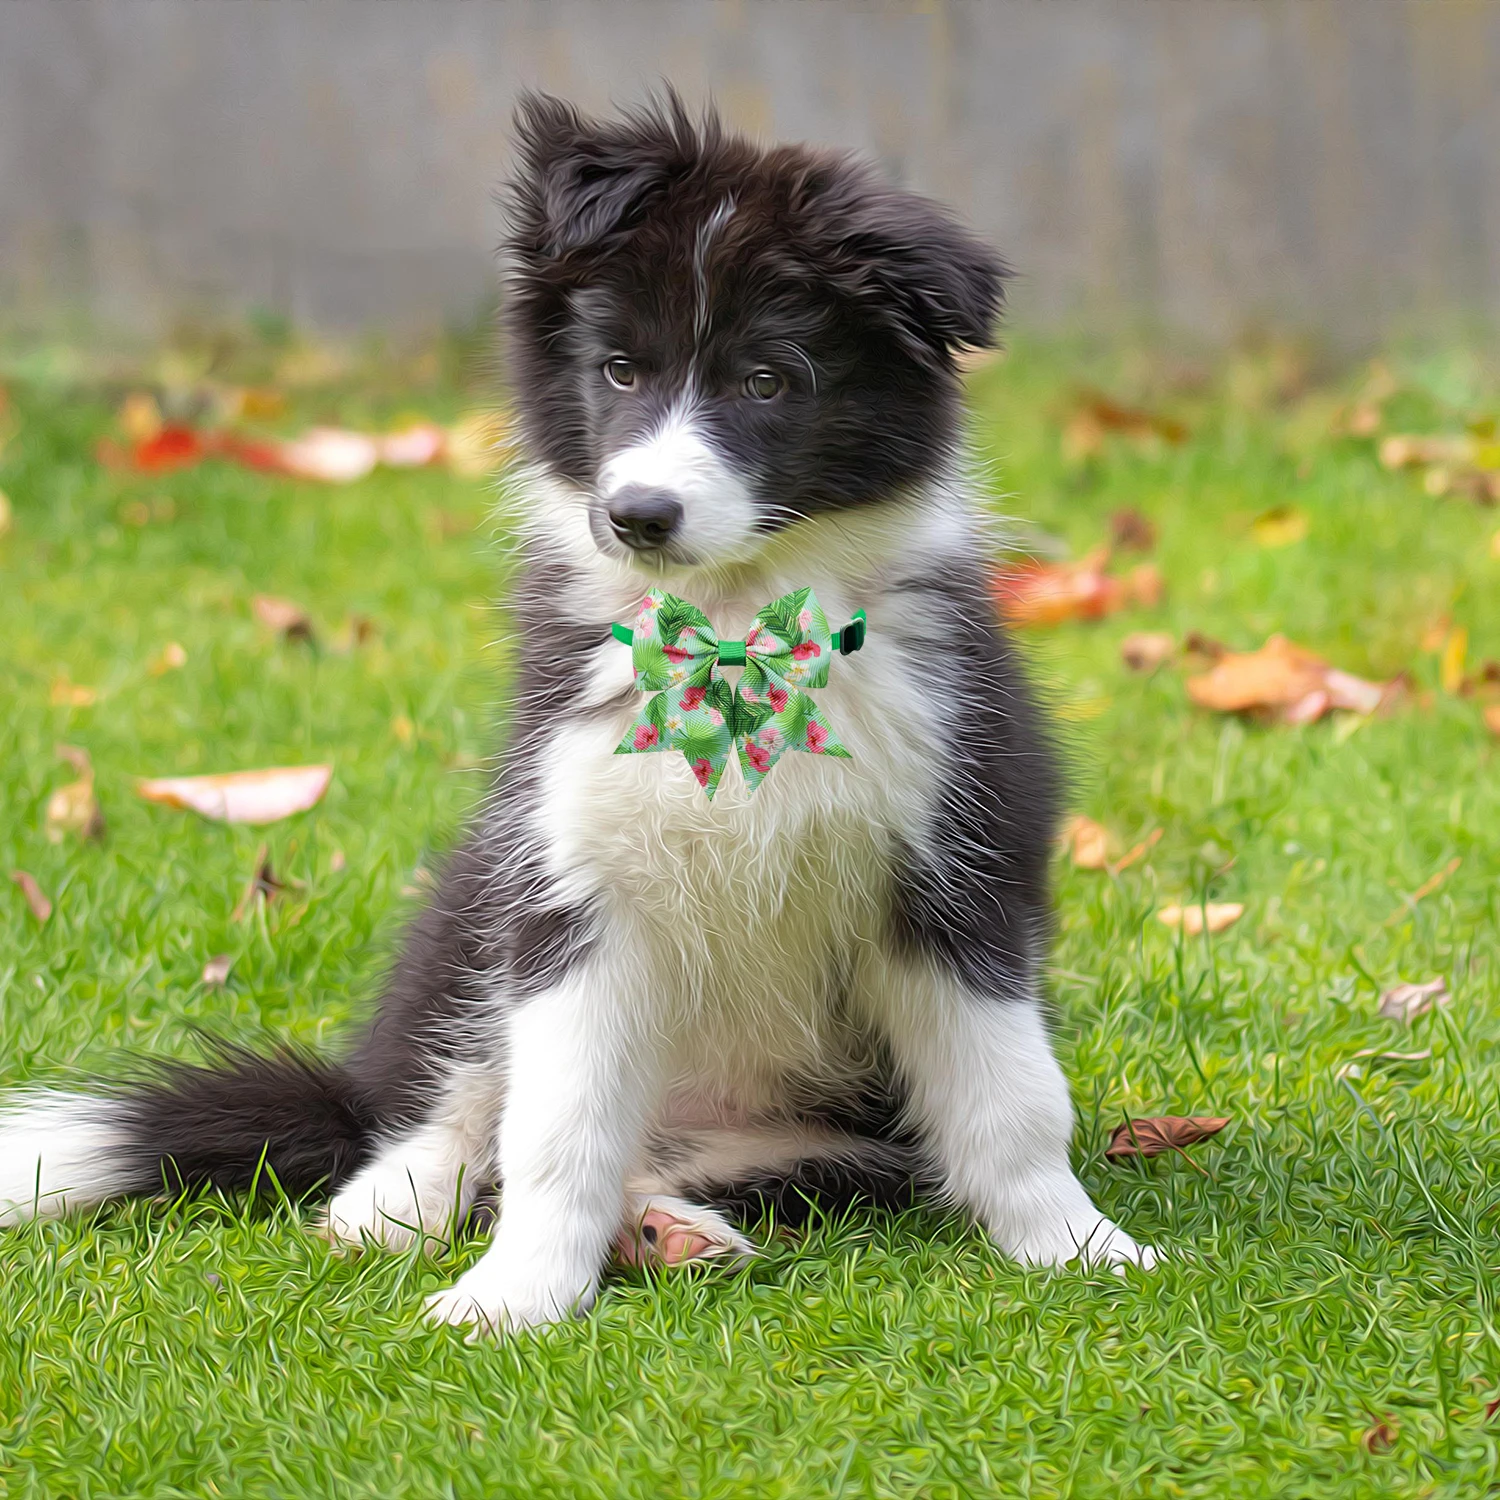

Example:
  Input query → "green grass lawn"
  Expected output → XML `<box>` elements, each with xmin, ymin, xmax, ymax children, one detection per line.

<box><xmin>2</xmin><ymin>336</ymin><xmax>1499</xmax><ymax>1497</ymax></box>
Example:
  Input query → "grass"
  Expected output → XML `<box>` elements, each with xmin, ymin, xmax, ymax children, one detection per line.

<box><xmin>3</xmin><ymin>334</ymin><xmax>1500</xmax><ymax>1497</ymax></box>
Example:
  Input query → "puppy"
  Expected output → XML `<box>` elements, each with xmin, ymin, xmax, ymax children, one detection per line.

<box><xmin>0</xmin><ymin>94</ymin><xmax>1153</xmax><ymax>1334</ymax></box>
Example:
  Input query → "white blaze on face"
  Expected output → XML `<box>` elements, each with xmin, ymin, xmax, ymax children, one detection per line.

<box><xmin>597</xmin><ymin>402</ymin><xmax>759</xmax><ymax>563</ymax></box>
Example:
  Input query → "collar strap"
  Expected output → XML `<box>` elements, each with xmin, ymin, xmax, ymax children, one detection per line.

<box><xmin>610</xmin><ymin>609</ymin><xmax>867</xmax><ymax>656</ymax></box>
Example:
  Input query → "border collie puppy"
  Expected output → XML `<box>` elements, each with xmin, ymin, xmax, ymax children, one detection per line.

<box><xmin>0</xmin><ymin>94</ymin><xmax>1153</xmax><ymax>1333</ymax></box>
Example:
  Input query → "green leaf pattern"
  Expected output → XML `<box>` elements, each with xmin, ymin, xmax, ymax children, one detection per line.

<box><xmin>615</xmin><ymin>587</ymin><xmax>852</xmax><ymax>799</ymax></box>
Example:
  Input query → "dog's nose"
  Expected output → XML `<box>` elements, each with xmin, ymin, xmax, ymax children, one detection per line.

<box><xmin>606</xmin><ymin>486</ymin><xmax>684</xmax><ymax>552</ymax></box>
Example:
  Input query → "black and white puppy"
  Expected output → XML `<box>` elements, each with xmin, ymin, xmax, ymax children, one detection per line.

<box><xmin>0</xmin><ymin>95</ymin><xmax>1154</xmax><ymax>1333</ymax></box>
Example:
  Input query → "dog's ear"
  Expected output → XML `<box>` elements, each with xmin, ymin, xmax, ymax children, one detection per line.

<box><xmin>509</xmin><ymin>92</ymin><xmax>684</xmax><ymax>262</ymax></box>
<box><xmin>800</xmin><ymin>159</ymin><xmax>1009</xmax><ymax>366</ymax></box>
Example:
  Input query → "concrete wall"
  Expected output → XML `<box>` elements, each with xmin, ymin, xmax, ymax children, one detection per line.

<box><xmin>2</xmin><ymin>0</ymin><xmax>1497</xmax><ymax>343</ymax></box>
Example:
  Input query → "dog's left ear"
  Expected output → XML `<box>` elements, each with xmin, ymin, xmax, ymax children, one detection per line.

<box><xmin>802</xmin><ymin>161</ymin><xmax>1009</xmax><ymax>367</ymax></box>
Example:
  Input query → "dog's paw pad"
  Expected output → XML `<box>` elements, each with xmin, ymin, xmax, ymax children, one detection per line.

<box><xmin>614</xmin><ymin>1197</ymin><xmax>756</xmax><ymax>1268</ymax></box>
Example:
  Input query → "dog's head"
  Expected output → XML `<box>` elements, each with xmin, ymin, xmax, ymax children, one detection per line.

<box><xmin>503</xmin><ymin>92</ymin><xmax>1006</xmax><ymax>572</ymax></box>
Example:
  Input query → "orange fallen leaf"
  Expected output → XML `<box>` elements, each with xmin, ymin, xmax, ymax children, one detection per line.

<box><xmin>1361</xmin><ymin>1416</ymin><xmax>1398</xmax><ymax>1453</ymax></box>
<box><xmin>1158</xmin><ymin>902</ymin><xmax>1244</xmax><ymax>935</ymax></box>
<box><xmin>201</xmin><ymin>954</ymin><xmax>233</xmax><ymax>986</ymax></box>
<box><xmin>1064</xmin><ymin>815</ymin><xmax>1111</xmax><ymax>870</ymax></box>
<box><xmin>49</xmin><ymin>677</ymin><xmax>97</xmax><ymax>708</ymax></box>
<box><xmin>1120</xmin><ymin>632</ymin><xmax>1175</xmax><ymax>672</ymax></box>
<box><xmin>9</xmin><ymin>870</ymin><xmax>52</xmax><ymax>924</ymax></box>
<box><xmin>993</xmin><ymin>548</ymin><xmax>1125</xmax><ymax>627</ymax></box>
<box><xmin>149</xmin><ymin>641</ymin><xmax>188</xmax><ymax>676</ymax></box>
<box><xmin>128</xmin><ymin>425</ymin><xmax>206</xmax><ymax>474</ymax></box>
<box><xmin>1064</xmin><ymin>393</ymin><xmax>1189</xmax><ymax>463</ymax></box>
<box><xmin>378</xmin><ymin>423</ymin><xmax>446</xmax><ymax>468</ymax></box>
<box><xmin>1186</xmin><ymin>636</ymin><xmax>1386</xmax><ymax>723</ymax></box>
<box><xmin>1104</xmin><ymin>1116</ymin><xmax>1230</xmax><ymax>1161</ymax></box>
<box><xmin>1378</xmin><ymin>977</ymin><xmax>1450</xmax><ymax>1022</ymax></box>
<box><xmin>1485</xmin><ymin>704</ymin><xmax>1500</xmax><ymax>737</ymax></box>
<box><xmin>137</xmin><ymin>765</ymin><xmax>332</xmax><ymax>825</ymax></box>
<box><xmin>252</xmin><ymin>594</ymin><xmax>316</xmax><ymax>643</ymax></box>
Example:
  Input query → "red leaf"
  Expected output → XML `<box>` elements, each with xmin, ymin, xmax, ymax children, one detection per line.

<box><xmin>9</xmin><ymin>869</ymin><xmax>52</xmax><ymax>924</ymax></box>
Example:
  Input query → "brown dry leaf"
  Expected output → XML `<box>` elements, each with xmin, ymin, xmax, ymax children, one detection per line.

<box><xmin>201</xmin><ymin>954</ymin><xmax>233</xmax><ymax>986</ymax></box>
<box><xmin>329</xmin><ymin>614</ymin><xmax>377</xmax><ymax>653</ymax></box>
<box><xmin>1064</xmin><ymin>393</ymin><xmax>1189</xmax><ymax>464</ymax></box>
<box><xmin>1379</xmin><ymin>434</ymin><xmax>1472</xmax><ymax>470</ymax></box>
<box><xmin>1064</xmin><ymin>816</ymin><xmax>1111</xmax><ymax>871</ymax></box>
<box><xmin>1439</xmin><ymin>627</ymin><xmax>1468</xmax><ymax>694</ymax></box>
<box><xmin>138</xmin><ymin>764</ymin><xmax>332</xmax><ymax>825</ymax></box>
<box><xmin>1361</xmin><ymin>1417</ymin><xmax>1398</xmax><ymax>1454</ymax></box>
<box><xmin>1158</xmin><ymin>902</ymin><xmax>1244</xmax><ymax>935</ymax></box>
<box><xmin>1377</xmin><ymin>977</ymin><xmax>1450</xmax><ymax>1023</ymax></box>
<box><xmin>9</xmin><ymin>869</ymin><xmax>52</xmax><ymax>924</ymax></box>
<box><xmin>45</xmin><ymin>747</ymin><xmax>104</xmax><ymax>842</ymax></box>
<box><xmin>149</xmin><ymin>641</ymin><xmax>188</xmax><ymax>676</ymax></box>
<box><xmin>1384</xmin><ymin>856</ymin><xmax>1461</xmax><ymax>927</ymax></box>
<box><xmin>1485</xmin><ymin>1395</ymin><xmax>1500</xmax><ymax>1423</ymax></box>
<box><xmin>0</xmin><ymin>489</ymin><xmax>12</xmax><ymax>539</ymax></box>
<box><xmin>1121</xmin><ymin>632</ymin><xmax>1175</xmax><ymax>672</ymax></box>
<box><xmin>252</xmin><ymin>594</ymin><xmax>316</xmax><ymax>643</ymax></box>
<box><xmin>1111</xmin><ymin>827</ymin><xmax>1163</xmax><ymax>874</ymax></box>
<box><xmin>1109</xmin><ymin>508</ymin><xmax>1157</xmax><ymax>552</ymax></box>
<box><xmin>1251</xmin><ymin>506</ymin><xmax>1310</xmax><ymax>548</ymax></box>
<box><xmin>1104</xmin><ymin>1116</ymin><xmax>1230</xmax><ymax>1161</ymax></box>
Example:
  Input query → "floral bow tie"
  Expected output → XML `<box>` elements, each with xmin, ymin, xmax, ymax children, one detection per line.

<box><xmin>612</xmin><ymin>588</ymin><xmax>866</xmax><ymax>799</ymax></box>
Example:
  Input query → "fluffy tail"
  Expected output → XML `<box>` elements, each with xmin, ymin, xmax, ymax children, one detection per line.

<box><xmin>0</xmin><ymin>1046</ymin><xmax>375</xmax><ymax>1226</ymax></box>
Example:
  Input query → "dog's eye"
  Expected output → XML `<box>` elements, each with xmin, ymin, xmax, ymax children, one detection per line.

<box><xmin>603</xmin><ymin>358</ymin><xmax>638</xmax><ymax>391</ymax></box>
<box><xmin>745</xmin><ymin>370</ymin><xmax>784</xmax><ymax>401</ymax></box>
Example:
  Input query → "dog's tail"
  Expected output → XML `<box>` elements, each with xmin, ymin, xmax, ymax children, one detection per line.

<box><xmin>0</xmin><ymin>1045</ymin><xmax>375</xmax><ymax>1226</ymax></box>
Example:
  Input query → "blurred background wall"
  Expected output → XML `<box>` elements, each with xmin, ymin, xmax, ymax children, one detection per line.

<box><xmin>2</xmin><ymin>0</ymin><xmax>1496</xmax><ymax>345</ymax></box>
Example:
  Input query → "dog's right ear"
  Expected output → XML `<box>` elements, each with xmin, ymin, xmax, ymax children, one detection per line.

<box><xmin>508</xmin><ymin>92</ymin><xmax>674</xmax><ymax>262</ymax></box>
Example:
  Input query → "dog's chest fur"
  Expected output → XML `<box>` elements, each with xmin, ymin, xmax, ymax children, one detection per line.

<box><xmin>519</xmin><ymin>543</ymin><xmax>946</xmax><ymax>1120</ymax></box>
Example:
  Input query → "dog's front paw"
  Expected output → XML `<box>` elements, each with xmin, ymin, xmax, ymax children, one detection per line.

<box><xmin>424</xmin><ymin>1259</ymin><xmax>595</xmax><ymax>1337</ymax></box>
<box><xmin>994</xmin><ymin>1174</ymin><xmax>1159</xmax><ymax>1272</ymax></box>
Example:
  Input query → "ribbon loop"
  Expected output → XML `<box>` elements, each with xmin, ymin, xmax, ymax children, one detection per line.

<box><xmin>614</xmin><ymin>587</ymin><xmax>856</xmax><ymax>798</ymax></box>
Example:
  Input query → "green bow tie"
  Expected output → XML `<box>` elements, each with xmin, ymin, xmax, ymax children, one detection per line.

<box><xmin>612</xmin><ymin>587</ymin><xmax>866</xmax><ymax>799</ymax></box>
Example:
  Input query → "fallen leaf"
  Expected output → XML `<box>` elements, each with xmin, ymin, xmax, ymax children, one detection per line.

<box><xmin>1104</xmin><ymin>1116</ymin><xmax>1230</xmax><ymax>1160</ymax></box>
<box><xmin>378</xmin><ymin>423</ymin><xmax>446</xmax><ymax>468</ymax></box>
<box><xmin>274</xmin><ymin>427</ymin><xmax>379</xmax><ymax>483</ymax></box>
<box><xmin>45</xmin><ymin>760</ymin><xmax>104</xmax><ymax>843</ymax></box>
<box><xmin>118</xmin><ymin>391</ymin><xmax>163</xmax><ymax>443</ymax></box>
<box><xmin>1486</xmin><ymin>1395</ymin><xmax>1500</xmax><ymax>1423</ymax></box>
<box><xmin>1121</xmin><ymin>632</ymin><xmax>1175</xmax><ymax>672</ymax></box>
<box><xmin>128</xmin><ymin>425</ymin><xmax>206</xmax><ymax>474</ymax></box>
<box><xmin>137</xmin><ymin>764</ymin><xmax>332</xmax><ymax>825</ymax></box>
<box><xmin>201</xmin><ymin>954</ymin><xmax>233</xmax><ymax>986</ymax></box>
<box><xmin>231</xmin><ymin>844</ymin><xmax>286</xmax><ymax>922</ymax></box>
<box><xmin>1064</xmin><ymin>393</ymin><xmax>1189</xmax><ymax>463</ymax></box>
<box><xmin>1251</xmin><ymin>506</ymin><xmax>1310</xmax><ymax>547</ymax></box>
<box><xmin>1128</xmin><ymin>562</ymin><xmax>1165</xmax><ymax>608</ymax></box>
<box><xmin>9</xmin><ymin>870</ymin><xmax>52</xmax><ymax>924</ymax></box>
<box><xmin>1182</xmin><ymin>631</ymin><xmax>1229</xmax><ymax>666</ymax></box>
<box><xmin>1064</xmin><ymin>815</ymin><xmax>1111</xmax><ymax>870</ymax></box>
<box><xmin>1109</xmin><ymin>508</ymin><xmax>1157</xmax><ymax>551</ymax></box>
<box><xmin>49</xmin><ymin>677</ymin><xmax>97</xmax><ymax>708</ymax></box>
<box><xmin>149</xmin><ymin>641</ymin><xmax>188</xmax><ymax>676</ymax></box>
<box><xmin>1440</xmin><ymin>626</ymin><xmax>1468</xmax><ymax>694</ymax></box>
<box><xmin>1185</xmin><ymin>636</ymin><xmax>1386</xmax><ymax>724</ymax></box>
<box><xmin>1485</xmin><ymin>704</ymin><xmax>1500</xmax><ymax>737</ymax></box>
<box><xmin>391</xmin><ymin>714</ymin><xmax>416</xmax><ymax>747</ymax></box>
<box><xmin>329</xmin><ymin>614</ymin><xmax>376</xmax><ymax>652</ymax></box>
<box><xmin>1111</xmin><ymin>827</ymin><xmax>1163</xmax><ymax>874</ymax></box>
<box><xmin>992</xmin><ymin>548</ymin><xmax>1126</xmax><ymax>627</ymax></box>
<box><xmin>1361</xmin><ymin>1416</ymin><xmax>1398</xmax><ymax>1454</ymax></box>
<box><xmin>252</xmin><ymin>594</ymin><xmax>316</xmax><ymax>643</ymax></box>
<box><xmin>0</xmin><ymin>489</ymin><xmax>11</xmax><ymax>538</ymax></box>
<box><xmin>1379</xmin><ymin>434</ymin><xmax>1472</xmax><ymax>470</ymax></box>
<box><xmin>1158</xmin><ymin>902</ymin><xmax>1244</xmax><ymax>935</ymax></box>
<box><xmin>223</xmin><ymin>386</ymin><xmax>286</xmax><ymax>422</ymax></box>
<box><xmin>1377</xmin><ymin>978</ymin><xmax>1450</xmax><ymax>1022</ymax></box>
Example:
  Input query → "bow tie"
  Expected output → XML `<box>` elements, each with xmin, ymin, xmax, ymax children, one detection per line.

<box><xmin>612</xmin><ymin>588</ymin><xmax>866</xmax><ymax>799</ymax></box>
